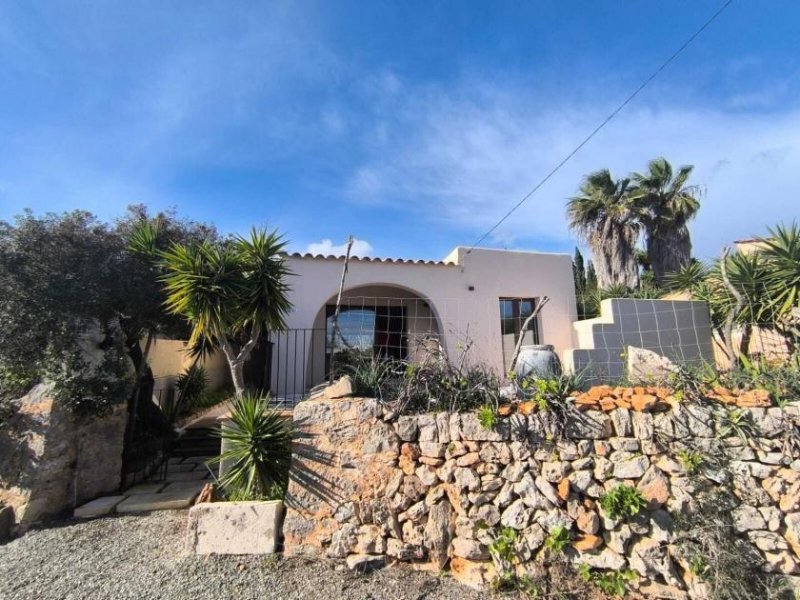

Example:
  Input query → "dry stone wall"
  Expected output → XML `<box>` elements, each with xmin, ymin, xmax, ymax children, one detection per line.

<box><xmin>284</xmin><ymin>397</ymin><xmax>800</xmax><ymax>597</ymax></box>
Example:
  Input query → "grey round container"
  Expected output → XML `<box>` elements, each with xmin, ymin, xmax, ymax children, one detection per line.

<box><xmin>514</xmin><ymin>344</ymin><xmax>560</xmax><ymax>379</ymax></box>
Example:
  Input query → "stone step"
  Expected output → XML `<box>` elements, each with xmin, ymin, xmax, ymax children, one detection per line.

<box><xmin>125</xmin><ymin>482</ymin><xmax>167</xmax><ymax>495</ymax></box>
<box><xmin>165</xmin><ymin>470</ymin><xmax>210</xmax><ymax>482</ymax></box>
<box><xmin>116</xmin><ymin>488</ymin><xmax>200</xmax><ymax>512</ymax></box>
<box><xmin>74</xmin><ymin>495</ymin><xmax>127</xmax><ymax>518</ymax></box>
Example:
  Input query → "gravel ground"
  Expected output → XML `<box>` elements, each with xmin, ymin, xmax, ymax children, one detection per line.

<box><xmin>0</xmin><ymin>511</ymin><xmax>490</xmax><ymax>600</ymax></box>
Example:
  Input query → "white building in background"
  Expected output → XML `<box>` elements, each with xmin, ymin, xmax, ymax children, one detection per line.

<box><xmin>267</xmin><ymin>246</ymin><xmax>578</xmax><ymax>400</ymax></box>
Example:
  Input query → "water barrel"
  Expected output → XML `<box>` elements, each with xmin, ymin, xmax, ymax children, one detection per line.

<box><xmin>514</xmin><ymin>344</ymin><xmax>560</xmax><ymax>379</ymax></box>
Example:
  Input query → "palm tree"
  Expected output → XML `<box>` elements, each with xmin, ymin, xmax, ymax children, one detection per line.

<box><xmin>629</xmin><ymin>157</ymin><xmax>701</xmax><ymax>285</ymax></box>
<box><xmin>567</xmin><ymin>169</ymin><xmax>640</xmax><ymax>289</ymax></box>
<box><xmin>159</xmin><ymin>228</ymin><xmax>292</xmax><ymax>396</ymax></box>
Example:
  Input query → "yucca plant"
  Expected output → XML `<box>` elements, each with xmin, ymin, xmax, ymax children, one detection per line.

<box><xmin>209</xmin><ymin>394</ymin><xmax>294</xmax><ymax>501</ymax></box>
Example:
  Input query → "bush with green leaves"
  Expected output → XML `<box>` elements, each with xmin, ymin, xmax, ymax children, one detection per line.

<box><xmin>161</xmin><ymin>364</ymin><xmax>209</xmax><ymax>424</ymax></box>
<box><xmin>676</xmin><ymin>449</ymin><xmax>703</xmax><ymax>474</ymax></box>
<box><xmin>477</xmin><ymin>405</ymin><xmax>497</xmax><ymax>431</ymax></box>
<box><xmin>666</xmin><ymin>223</ymin><xmax>800</xmax><ymax>359</ymax></box>
<box><xmin>209</xmin><ymin>394</ymin><xmax>294</xmax><ymax>501</ymax></box>
<box><xmin>598</xmin><ymin>484</ymin><xmax>648</xmax><ymax>520</ymax></box>
<box><xmin>544</xmin><ymin>525</ymin><xmax>571</xmax><ymax>553</ymax></box>
<box><xmin>715</xmin><ymin>407</ymin><xmax>757</xmax><ymax>441</ymax></box>
<box><xmin>515</xmin><ymin>370</ymin><xmax>585</xmax><ymax>410</ymax></box>
<box><xmin>0</xmin><ymin>207</ymin><xmax>215</xmax><ymax>420</ymax></box>
<box><xmin>577</xmin><ymin>564</ymin><xmax>637</xmax><ymax>597</ymax></box>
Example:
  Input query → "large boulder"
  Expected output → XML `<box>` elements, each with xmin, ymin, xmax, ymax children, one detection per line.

<box><xmin>0</xmin><ymin>383</ymin><xmax>128</xmax><ymax>527</ymax></box>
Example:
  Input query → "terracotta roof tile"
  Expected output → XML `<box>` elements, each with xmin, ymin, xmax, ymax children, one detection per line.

<box><xmin>287</xmin><ymin>252</ymin><xmax>454</xmax><ymax>266</ymax></box>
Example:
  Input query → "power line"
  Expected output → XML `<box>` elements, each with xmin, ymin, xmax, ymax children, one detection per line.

<box><xmin>466</xmin><ymin>0</ymin><xmax>734</xmax><ymax>253</ymax></box>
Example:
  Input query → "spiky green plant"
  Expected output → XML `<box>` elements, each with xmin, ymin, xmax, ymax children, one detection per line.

<box><xmin>599</xmin><ymin>484</ymin><xmax>647</xmax><ymax>520</ymax></box>
<box><xmin>209</xmin><ymin>394</ymin><xmax>294</xmax><ymax>501</ymax></box>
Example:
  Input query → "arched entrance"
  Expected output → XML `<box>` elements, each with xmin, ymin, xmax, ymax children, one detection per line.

<box><xmin>304</xmin><ymin>283</ymin><xmax>444</xmax><ymax>390</ymax></box>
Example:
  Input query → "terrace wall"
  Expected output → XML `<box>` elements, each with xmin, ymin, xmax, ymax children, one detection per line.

<box><xmin>284</xmin><ymin>397</ymin><xmax>800</xmax><ymax>597</ymax></box>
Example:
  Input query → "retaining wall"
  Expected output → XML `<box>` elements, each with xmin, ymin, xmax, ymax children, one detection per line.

<box><xmin>284</xmin><ymin>396</ymin><xmax>800</xmax><ymax>597</ymax></box>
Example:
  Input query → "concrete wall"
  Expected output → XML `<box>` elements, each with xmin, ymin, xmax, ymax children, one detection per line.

<box><xmin>279</xmin><ymin>247</ymin><xmax>577</xmax><ymax>397</ymax></box>
<box><xmin>564</xmin><ymin>299</ymin><xmax>715</xmax><ymax>383</ymax></box>
<box><xmin>147</xmin><ymin>337</ymin><xmax>230</xmax><ymax>393</ymax></box>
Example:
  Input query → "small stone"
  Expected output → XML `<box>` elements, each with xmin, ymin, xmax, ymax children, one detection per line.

<box><xmin>395</xmin><ymin>416</ymin><xmax>419</xmax><ymax>441</ymax></box>
<box><xmin>579</xmin><ymin>548</ymin><xmax>626</xmax><ymax>570</ymax></box>
<box><xmin>457</xmin><ymin>452</ymin><xmax>481</xmax><ymax>467</ymax></box>
<box><xmin>345</xmin><ymin>554</ymin><xmax>385</xmax><ymax>572</ymax></box>
<box><xmin>614</xmin><ymin>455</ymin><xmax>649</xmax><ymax>479</ymax></box>
<box><xmin>603</xmin><ymin>524</ymin><xmax>632</xmax><ymax>554</ymax></box>
<box><xmin>576</xmin><ymin>507</ymin><xmax>600</xmax><ymax>534</ymax></box>
<box><xmin>452</xmin><ymin>537</ymin><xmax>489</xmax><ymax>560</ymax></box>
<box><xmin>542</xmin><ymin>461</ymin><xmax>568</xmax><ymax>483</ymax></box>
<box><xmin>500</xmin><ymin>461</ymin><xmax>526</xmax><ymax>483</ymax></box>
<box><xmin>354</xmin><ymin>525</ymin><xmax>386</xmax><ymax>554</ymax></box>
<box><xmin>748</xmin><ymin>530</ymin><xmax>789</xmax><ymax>552</ymax></box>
<box><xmin>572</xmin><ymin>534</ymin><xmax>602</xmax><ymax>551</ymax></box>
<box><xmin>500</xmin><ymin>499</ymin><xmax>531</xmax><ymax>530</ymax></box>
<box><xmin>732</xmin><ymin>505</ymin><xmax>767</xmax><ymax>532</ymax></box>
<box><xmin>611</xmin><ymin>410</ymin><xmax>633</xmax><ymax>437</ymax></box>
<box><xmin>417</xmin><ymin>414</ymin><xmax>438</xmax><ymax>442</ymax></box>
<box><xmin>557</xmin><ymin>478</ymin><xmax>571</xmax><ymax>501</ymax></box>
<box><xmin>454</xmin><ymin>467</ymin><xmax>480</xmax><ymax>492</ymax></box>
<box><xmin>474</xmin><ymin>503</ymin><xmax>501</xmax><ymax>527</ymax></box>
<box><xmin>386</xmin><ymin>538</ymin><xmax>424</xmax><ymax>560</ymax></box>
<box><xmin>637</xmin><ymin>466</ymin><xmax>670</xmax><ymax>508</ymax></box>
<box><xmin>535</xmin><ymin>476</ymin><xmax>563</xmax><ymax>506</ymax></box>
<box><xmin>415</xmin><ymin>465</ymin><xmax>439</xmax><ymax>487</ymax></box>
<box><xmin>419</xmin><ymin>442</ymin><xmax>445</xmax><ymax>458</ymax></box>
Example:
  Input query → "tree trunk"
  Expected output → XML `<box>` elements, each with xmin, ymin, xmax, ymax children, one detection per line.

<box><xmin>592</xmin><ymin>222</ymin><xmax>639</xmax><ymax>289</ymax></box>
<box><xmin>647</xmin><ymin>225</ymin><xmax>692</xmax><ymax>285</ymax></box>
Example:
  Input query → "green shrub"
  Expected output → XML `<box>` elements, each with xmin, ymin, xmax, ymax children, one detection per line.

<box><xmin>676</xmin><ymin>449</ymin><xmax>704</xmax><ymax>474</ymax></box>
<box><xmin>598</xmin><ymin>484</ymin><xmax>648</xmax><ymax>520</ymax></box>
<box><xmin>209</xmin><ymin>394</ymin><xmax>294</xmax><ymax>501</ymax></box>
<box><xmin>578</xmin><ymin>564</ymin><xmax>636</xmax><ymax>597</ymax></box>
<box><xmin>515</xmin><ymin>371</ymin><xmax>585</xmax><ymax>410</ymax></box>
<box><xmin>544</xmin><ymin>525</ymin><xmax>571</xmax><ymax>553</ymax></box>
<box><xmin>715</xmin><ymin>407</ymin><xmax>757</xmax><ymax>441</ymax></box>
<box><xmin>477</xmin><ymin>405</ymin><xmax>497</xmax><ymax>430</ymax></box>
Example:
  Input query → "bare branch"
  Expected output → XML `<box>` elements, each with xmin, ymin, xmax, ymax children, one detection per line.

<box><xmin>719</xmin><ymin>247</ymin><xmax>744</xmax><ymax>366</ymax></box>
<box><xmin>329</xmin><ymin>235</ymin><xmax>354</xmax><ymax>381</ymax></box>
<box><xmin>509</xmin><ymin>296</ymin><xmax>551</xmax><ymax>373</ymax></box>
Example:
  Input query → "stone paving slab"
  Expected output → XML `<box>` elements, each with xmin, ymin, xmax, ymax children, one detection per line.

<box><xmin>165</xmin><ymin>470</ymin><xmax>209</xmax><ymax>482</ymax></box>
<box><xmin>116</xmin><ymin>489</ymin><xmax>200</xmax><ymax>513</ymax></box>
<box><xmin>126</xmin><ymin>482</ymin><xmax>167</xmax><ymax>495</ymax></box>
<box><xmin>166</xmin><ymin>462</ymin><xmax>197</xmax><ymax>473</ymax></box>
<box><xmin>74</xmin><ymin>495</ymin><xmax>127</xmax><ymax>518</ymax></box>
<box><xmin>161</xmin><ymin>481</ymin><xmax>208</xmax><ymax>495</ymax></box>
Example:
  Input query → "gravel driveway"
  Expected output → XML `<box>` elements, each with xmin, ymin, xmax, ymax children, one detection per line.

<box><xmin>0</xmin><ymin>511</ymin><xmax>489</xmax><ymax>600</ymax></box>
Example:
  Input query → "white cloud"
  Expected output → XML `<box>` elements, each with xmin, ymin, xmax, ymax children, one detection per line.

<box><xmin>306</xmin><ymin>238</ymin><xmax>374</xmax><ymax>257</ymax></box>
<box><xmin>345</xmin><ymin>78</ymin><xmax>800</xmax><ymax>258</ymax></box>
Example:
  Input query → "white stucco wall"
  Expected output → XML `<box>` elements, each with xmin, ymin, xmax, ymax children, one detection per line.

<box><xmin>271</xmin><ymin>246</ymin><xmax>577</xmax><ymax>398</ymax></box>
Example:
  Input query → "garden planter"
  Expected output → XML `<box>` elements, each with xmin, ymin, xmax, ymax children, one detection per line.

<box><xmin>187</xmin><ymin>500</ymin><xmax>284</xmax><ymax>555</ymax></box>
<box><xmin>514</xmin><ymin>344</ymin><xmax>560</xmax><ymax>378</ymax></box>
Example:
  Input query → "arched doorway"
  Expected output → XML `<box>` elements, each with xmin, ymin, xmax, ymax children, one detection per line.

<box><xmin>305</xmin><ymin>284</ymin><xmax>444</xmax><ymax>390</ymax></box>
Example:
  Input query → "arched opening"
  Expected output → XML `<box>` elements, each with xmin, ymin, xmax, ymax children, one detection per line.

<box><xmin>306</xmin><ymin>284</ymin><xmax>444</xmax><ymax>391</ymax></box>
<box><xmin>263</xmin><ymin>284</ymin><xmax>445</xmax><ymax>404</ymax></box>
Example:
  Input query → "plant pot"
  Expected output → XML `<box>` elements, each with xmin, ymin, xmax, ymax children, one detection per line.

<box><xmin>187</xmin><ymin>500</ymin><xmax>284</xmax><ymax>555</ymax></box>
<box><xmin>514</xmin><ymin>344</ymin><xmax>560</xmax><ymax>379</ymax></box>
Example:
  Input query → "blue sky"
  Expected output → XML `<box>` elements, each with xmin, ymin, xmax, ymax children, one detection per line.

<box><xmin>1</xmin><ymin>1</ymin><xmax>799</xmax><ymax>261</ymax></box>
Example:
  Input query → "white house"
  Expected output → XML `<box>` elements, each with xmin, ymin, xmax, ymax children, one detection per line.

<box><xmin>265</xmin><ymin>246</ymin><xmax>578</xmax><ymax>401</ymax></box>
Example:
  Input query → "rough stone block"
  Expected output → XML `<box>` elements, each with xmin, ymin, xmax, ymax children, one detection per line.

<box><xmin>187</xmin><ymin>500</ymin><xmax>284</xmax><ymax>555</ymax></box>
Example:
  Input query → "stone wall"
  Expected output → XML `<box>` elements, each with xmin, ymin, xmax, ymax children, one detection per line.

<box><xmin>0</xmin><ymin>384</ymin><xmax>128</xmax><ymax>527</ymax></box>
<box><xmin>284</xmin><ymin>396</ymin><xmax>800</xmax><ymax>596</ymax></box>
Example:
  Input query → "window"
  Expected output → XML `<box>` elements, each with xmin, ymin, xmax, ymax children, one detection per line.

<box><xmin>499</xmin><ymin>298</ymin><xmax>540</xmax><ymax>369</ymax></box>
<box><xmin>325</xmin><ymin>305</ymin><xmax>407</xmax><ymax>374</ymax></box>
<box><xmin>499</xmin><ymin>298</ymin><xmax>541</xmax><ymax>343</ymax></box>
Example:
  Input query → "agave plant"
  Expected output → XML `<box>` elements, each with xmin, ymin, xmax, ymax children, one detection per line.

<box><xmin>210</xmin><ymin>394</ymin><xmax>294</xmax><ymax>501</ymax></box>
